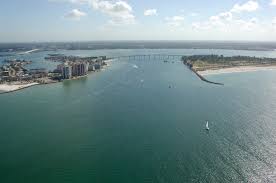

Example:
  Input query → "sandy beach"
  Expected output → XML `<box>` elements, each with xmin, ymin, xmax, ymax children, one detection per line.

<box><xmin>0</xmin><ymin>83</ymin><xmax>39</xmax><ymax>94</ymax></box>
<box><xmin>198</xmin><ymin>66</ymin><xmax>276</xmax><ymax>76</ymax></box>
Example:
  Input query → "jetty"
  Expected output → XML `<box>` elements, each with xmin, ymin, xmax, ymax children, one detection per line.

<box><xmin>190</xmin><ymin>67</ymin><xmax>224</xmax><ymax>85</ymax></box>
<box><xmin>183</xmin><ymin>61</ymin><xmax>224</xmax><ymax>86</ymax></box>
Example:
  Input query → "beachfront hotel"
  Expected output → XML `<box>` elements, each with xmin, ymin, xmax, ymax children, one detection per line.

<box><xmin>61</xmin><ymin>62</ymin><xmax>89</xmax><ymax>79</ymax></box>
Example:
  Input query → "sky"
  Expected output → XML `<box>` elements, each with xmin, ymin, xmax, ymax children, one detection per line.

<box><xmin>0</xmin><ymin>0</ymin><xmax>276</xmax><ymax>42</ymax></box>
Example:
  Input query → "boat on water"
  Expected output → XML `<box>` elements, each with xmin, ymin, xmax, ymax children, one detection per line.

<box><xmin>206</xmin><ymin>121</ymin><xmax>209</xmax><ymax>130</ymax></box>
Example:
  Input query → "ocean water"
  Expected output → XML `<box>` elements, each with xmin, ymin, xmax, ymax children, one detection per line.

<box><xmin>0</xmin><ymin>49</ymin><xmax>276</xmax><ymax>182</ymax></box>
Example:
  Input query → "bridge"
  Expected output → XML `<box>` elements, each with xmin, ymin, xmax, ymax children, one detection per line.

<box><xmin>110</xmin><ymin>54</ymin><xmax>183</xmax><ymax>61</ymax></box>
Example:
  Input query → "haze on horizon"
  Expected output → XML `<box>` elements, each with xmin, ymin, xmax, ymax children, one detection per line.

<box><xmin>1</xmin><ymin>0</ymin><xmax>276</xmax><ymax>42</ymax></box>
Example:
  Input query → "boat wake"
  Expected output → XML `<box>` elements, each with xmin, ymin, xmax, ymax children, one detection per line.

<box><xmin>132</xmin><ymin>64</ymin><xmax>139</xmax><ymax>69</ymax></box>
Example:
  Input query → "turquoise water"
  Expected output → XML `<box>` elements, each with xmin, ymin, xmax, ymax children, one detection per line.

<box><xmin>1</xmin><ymin>49</ymin><xmax>276</xmax><ymax>182</ymax></box>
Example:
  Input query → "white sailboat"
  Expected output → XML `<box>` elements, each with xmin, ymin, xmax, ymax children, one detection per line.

<box><xmin>206</xmin><ymin>121</ymin><xmax>209</xmax><ymax>130</ymax></box>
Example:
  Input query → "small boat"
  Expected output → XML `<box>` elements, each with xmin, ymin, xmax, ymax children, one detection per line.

<box><xmin>206</xmin><ymin>121</ymin><xmax>209</xmax><ymax>130</ymax></box>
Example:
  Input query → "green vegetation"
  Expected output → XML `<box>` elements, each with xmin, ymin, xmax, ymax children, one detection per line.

<box><xmin>182</xmin><ymin>55</ymin><xmax>276</xmax><ymax>71</ymax></box>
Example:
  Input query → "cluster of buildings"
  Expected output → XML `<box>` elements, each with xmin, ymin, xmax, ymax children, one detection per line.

<box><xmin>0</xmin><ymin>60</ymin><xmax>48</xmax><ymax>83</ymax></box>
<box><xmin>0</xmin><ymin>56</ymin><xmax>108</xmax><ymax>84</ymax></box>
<box><xmin>54</xmin><ymin>57</ymin><xmax>107</xmax><ymax>80</ymax></box>
<box><xmin>45</xmin><ymin>54</ymin><xmax>107</xmax><ymax>63</ymax></box>
<box><xmin>57</xmin><ymin>62</ymin><xmax>89</xmax><ymax>79</ymax></box>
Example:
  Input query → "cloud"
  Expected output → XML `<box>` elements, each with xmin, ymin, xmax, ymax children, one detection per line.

<box><xmin>236</xmin><ymin>17</ymin><xmax>258</xmax><ymax>30</ymax></box>
<box><xmin>144</xmin><ymin>9</ymin><xmax>157</xmax><ymax>16</ymax></box>
<box><xmin>64</xmin><ymin>9</ymin><xmax>87</xmax><ymax>20</ymax></box>
<box><xmin>192</xmin><ymin>1</ymin><xmax>260</xmax><ymax>31</ymax></box>
<box><xmin>190</xmin><ymin>13</ymin><xmax>199</xmax><ymax>17</ymax></box>
<box><xmin>165</xmin><ymin>16</ymin><xmax>185</xmax><ymax>28</ymax></box>
<box><xmin>271</xmin><ymin>0</ymin><xmax>276</xmax><ymax>6</ymax></box>
<box><xmin>192</xmin><ymin>11</ymin><xmax>233</xmax><ymax>31</ymax></box>
<box><xmin>273</xmin><ymin>17</ymin><xmax>276</xmax><ymax>29</ymax></box>
<box><xmin>91</xmin><ymin>0</ymin><xmax>135</xmax><ymax>25</ymax></box>
<box><xmin>231</xmin><ymin>0</ymin><xmax>259</xmax><ymax>13</ymax></box>
<box><xmin>192</xmin><ymin>22</ymin><xmax>207</xmax><ymax>30</ymax></box>
<box><xmin>50</xmin><ymin>0</ymin><xmax>135</xmax><ymax>25</ymax></box>
<box><xmin>193</xmin><ymin>16</ymin><xmax>261</xmax><ymax>33</ymax></box>
<box><xmin>210</xmin><ymin>11</ymin><xmax>233</xmax><ymax>22</ymax></box>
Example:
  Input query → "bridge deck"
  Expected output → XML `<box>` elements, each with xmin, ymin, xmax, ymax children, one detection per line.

<box><xmin>111</xmin><ymin>54</ymin><xmax>183</xmax><ymax>60</ymax></box>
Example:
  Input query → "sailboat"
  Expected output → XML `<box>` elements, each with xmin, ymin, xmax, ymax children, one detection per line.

<box><xmin>206</xmin><ymin>121</ymin><xmax>210</xmax><ymax>131</ymax></box>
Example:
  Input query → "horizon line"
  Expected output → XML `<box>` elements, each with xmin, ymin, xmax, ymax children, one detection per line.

<box><xmin>1</xmin><ymin>40</ymin><xmax>276</xmax><ymax>44</ymax></box>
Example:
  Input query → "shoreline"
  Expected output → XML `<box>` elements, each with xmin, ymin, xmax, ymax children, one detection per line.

<box><xmin>0</xmin><ymin>64</ymin><xmax>110</xmax><ymax>94</ymax></box>
<box><xmin>0</xmin><ymin>83</ymin><xmax>40</xmax><ymax>94</ymax></box>
<box><xmin>198</xmin><ymin>65</ymin><xmax>276</xmax><ymax>76</ymax></box>
<box><xmin>189</xmin><ymin>67</ymin><xmax>224</xmax><ymax>86</ymax></box>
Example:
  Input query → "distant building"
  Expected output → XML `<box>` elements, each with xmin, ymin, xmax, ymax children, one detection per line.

<box><xmin>0</xmin><ymin>63</ymin><xmax>31</xmax><ymax>82</ymax></box>
<box><xmin>62</xmin><ymin>64</ymin><xmax>72</xmax><ymax>79</ymax></box>
<box><xmin>20</xmin><ymin>74</ymin><xmax>32</xmax><ymax>81</ymax></box>
<box><xmin>94</xmin><ymin>63</ymin><xmax>102</xmax><ymax>70</ymax></box>
<box><xmin>88</xmin><ymin>65</ymin><xmax>95</xmax><ymax>71</ymax></box>
<box><xmin>2</xmin><ymin>67</ymin><xmax>16</xmax><ymax>77</ymax></box>
<box><xmin>56</xmin><ymin>61</ymin><xmax>91</xmax><ymax>79</ymax></box>
<box><xmin>56</xmin><ymin>64</ymin><xmax>64</xmax><ymax>73</ymax></box>
<box><xmin>29</xmin><ymin>68</ymin><xmax>48</xmax><ymax>78</ymax></box>
<box><xmin>72</xmin><ymin>62</ymin><xmax>88</xmax><ymax>77</ymax></box>
<box><xmin>96</xmin><ymin>59</ymin><xmax>103</xmax><ymax>64</ymax></box>
<box><xmin>99</xmin><ymin>56</ymin><xmax>107</xmax><ymax>60</ymax></box>
<box><xmin>85</xmin><ymin>62</ymin><xmax>89</xmax><ymax>74</ymax></box>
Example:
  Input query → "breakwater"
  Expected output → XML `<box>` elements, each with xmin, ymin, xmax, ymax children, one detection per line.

<box><xmin>184</xmin><ymin>62</ymin><xmax>224</xmax><ymax>86</ymax></box>
<box><xmin>191</xmin><ymin>68</ymin><xmax>224</xmax><ymax>85</ymax></box>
